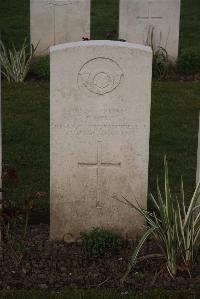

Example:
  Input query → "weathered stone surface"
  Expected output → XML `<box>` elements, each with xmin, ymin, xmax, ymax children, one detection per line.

<box><xmin>119</xmin><ymin>0</ymin><xmax>181</xmax><ymax>61</ymax></box>
<box><xmin>50</xmin><ymin>40</ymin><xmax>152</xmax><ymax>241</ymax></box>
<box><xmin>30</xmin><ymin>0</ymin><xmax>90</xmax><ymax>56</ymax></box>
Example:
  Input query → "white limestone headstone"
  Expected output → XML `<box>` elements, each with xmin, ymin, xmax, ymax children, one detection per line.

<box><xmin>30</xmin><ymin>0</ymin><xmax>90</xmax><ymax>56</ymax></box>
<box><xmin>119</xmin><ymin>0</ymin><xmax>181</xmax><ymax>61</ymax></box>
<box><xmin>50</xmin><ymin>40</ymin><xmax>152</xmax><ymax>241</ymax></box>
<box><xmin>196</xmin><ymin>113</ymin><xmax>200</xmax><ymax>185</ymax></box>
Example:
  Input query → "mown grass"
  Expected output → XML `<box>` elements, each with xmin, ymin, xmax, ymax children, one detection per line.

<box><xmin>0</xmin><ymin>290</ymin><xmax>198</xmax><ymax>299</ymax></box>
<box><xmin>2</xmin><ymin>81</ymin><xmax>50</xmax><ymax>221</ymax></box>
<box><xmin>149</xmin><ymin>81</ymin><xmax>200</xmax><ymax>199</ymax></box>
<box><xmin>0</xmin><ymin>0</ymin><xmax>29</xmax><ymax>48</ymax></box>
<box><xmin>2</xmin><ymin>80</ymin><xmax>200</xmax><ymax>221</ymax></box>
<box><xmin>91</xmin><ymin>0</ymin><xmax>119</xmax><ymax>40</ymax></box>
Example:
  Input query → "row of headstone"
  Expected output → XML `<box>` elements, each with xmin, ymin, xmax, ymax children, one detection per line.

<box><xmin>31</xmin><ymin>0</ymin><xmax>181</xmax><ymax>60</ymax></box>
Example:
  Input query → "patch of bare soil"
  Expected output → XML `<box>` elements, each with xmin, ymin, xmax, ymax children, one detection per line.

<box><xmin>0</xmin><ymin>225</ymin><xmax>199</xmax><ymax>291</ymax></box>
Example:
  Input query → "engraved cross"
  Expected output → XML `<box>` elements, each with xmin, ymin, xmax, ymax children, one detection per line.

<box><xmin>137</xmin><ymin>1</ymin><xmax>162</xmax><ymax>20</ymax></box>
<box><xmin>78</xmin><ymin>141</ymin><xmax>121</xmax><ymax>208</ymax></box>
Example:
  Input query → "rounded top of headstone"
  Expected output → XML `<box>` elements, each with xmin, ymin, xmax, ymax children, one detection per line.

<box><xmin>50</xmin><ymin>40</ymin><xmax>152</xmax><ymax>54</ymax></box>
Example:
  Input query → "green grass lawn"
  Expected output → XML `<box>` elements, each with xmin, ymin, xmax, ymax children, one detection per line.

<box><xmin>149</xmin><ymin>81</ymin><xmax>200</xmax><ymax>198</ymax></box>
<box><xmin>2</xmin><ymin>80</ymin><xmax>200</xmax><ymax>221</ymax></box>
<box><xmin>179</xmin><ymin>0</ymin><xmax>200</xmax><ymax>50</ymax></box>
<box><xmin>2</xmin><ymin>81</ymin><xmax>50</xmax><ymax>221</ymax></box>
<box><xmin>91</xmin><ymin>0</ymin><xmax>119</xmax><ymax>40</ymax></box>
<box><xmin>0</xmin><ymin>0</ymin><xmax>29</xmax><ymax>48</ymax></box>
<box><xmin>0</xmin><ymin>290</ymin><xmax>198</xmax><ymax>299</ymax></box>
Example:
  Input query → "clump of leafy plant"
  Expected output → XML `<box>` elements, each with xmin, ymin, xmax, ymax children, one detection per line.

<box><xmin>81</xmin><ymin>227</ymin><xmax>124</xmax><ymax>258</ymax></box>
<box><xmin>146</xmin><ymin>26</ymin><xmax>169</xmax><ymax>80</ymax></box>
<box><xmin>177</xmin><ymin>47</ymin><xmax>200</xmax><ymax>75</ymax></box>
<box><xmin>30</xmin><ymin>55</ymin><xmax>50</xmax><ymax>80</ymax></box>
<box><xmin>120</xmin><ymin>157</ymin><xmax>200</xmax><ymax>282</ymax></box>
<box><xmin>0</xmin><ymin>39</ymin><xmax>35</xmax><ymax>82</ymax></box>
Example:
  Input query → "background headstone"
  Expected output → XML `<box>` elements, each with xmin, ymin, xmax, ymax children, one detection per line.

<box><xmin>50</xmin><ymin>40</ymin><xmax>152</xmax><ymax>241</ymax></box>
<box><xmin>30</xmin><ymin>0</ymin><xmax>90</xmax><ymax>56</ymax></box>
<box><xmin>119</xmin><ymin>0</ymin><xmax>181</xmax><ymax>61</ymax></box>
